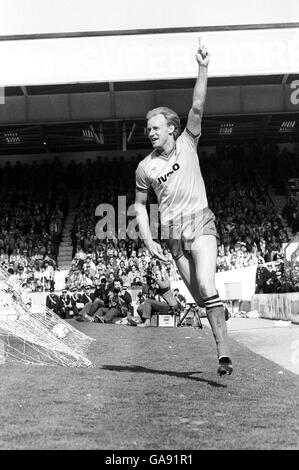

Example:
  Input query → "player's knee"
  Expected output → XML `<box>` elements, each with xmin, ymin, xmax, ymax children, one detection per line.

<box><xmin>197</xmin><ymin>279</ymin><xmax>216</xmax><ymax>299</ymax></box>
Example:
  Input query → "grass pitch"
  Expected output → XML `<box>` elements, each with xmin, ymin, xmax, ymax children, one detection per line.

<box><xmin>0</xmin><ymin>321</ymin><xmax>298</xmax><ymax>450</ymax></box>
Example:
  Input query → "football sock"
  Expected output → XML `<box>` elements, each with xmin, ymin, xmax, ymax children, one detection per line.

<box><xmin>204</xmin><ymin>293</ymin><xmax>231</xmax><ymax>359</ymax></box>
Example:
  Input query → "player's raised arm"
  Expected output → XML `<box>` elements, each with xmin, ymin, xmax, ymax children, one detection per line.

<box><xmin>186</xmin><ymin>38</ymin><xmax>210</xmax><ymax>137</ymax></box>
<box><xmin>134</xmin><ymin>190</ymin><xmax>166</xmax><ymax>262</ymax></box>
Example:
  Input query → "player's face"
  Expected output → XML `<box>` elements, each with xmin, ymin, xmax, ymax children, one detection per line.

<box><xmin>147</xmin><ymin>114</ymin><xmax>174</xmax><ymax>150</ymax></box>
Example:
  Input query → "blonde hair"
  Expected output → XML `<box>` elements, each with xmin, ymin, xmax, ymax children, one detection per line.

<box><xmin>146</xmin><ymin>106</ymin><xmax>181</xmax><ymax>140</ymax></box>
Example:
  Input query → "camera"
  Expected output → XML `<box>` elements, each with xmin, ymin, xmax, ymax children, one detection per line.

<box><xmin>145</xmin><ymin>265</ymin><xmax>156</xmax><ymax>285</ymax></box>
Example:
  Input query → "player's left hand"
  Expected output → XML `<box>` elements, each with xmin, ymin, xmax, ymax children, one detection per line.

<box><xmin>195</xmin><ymin>38</ymin><xmax>210</xmax><ymax>67</ymax></box>
<box><xmin>146</xmin><ymin>240</ymin><xmax>166</xmax><ymax>262</ymax></box>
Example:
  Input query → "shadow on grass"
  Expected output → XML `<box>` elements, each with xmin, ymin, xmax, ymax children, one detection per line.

<box><xmin>101</xmin><ymin>365</ymin><xmax>227</xmax><ymax>388</ymax></box>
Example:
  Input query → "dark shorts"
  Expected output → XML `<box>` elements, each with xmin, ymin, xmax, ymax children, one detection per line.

<box><xmin>162</xmin><ymin>207</ymin><xmax>217</xmax><ymax>261</ymax></box>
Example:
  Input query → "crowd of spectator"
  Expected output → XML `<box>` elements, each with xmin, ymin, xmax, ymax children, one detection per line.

<box><xmin>1</xmin><ymin>142</ymin><xmax>299</xmax><ymax>302</ymax></box>
<box><xmin>0</xmin><ymin>159</ymin><xmax>69</xmax><ymax>291</ymax></box>
<box><xmin>68</xmin><ymin>146</ymin><xmax>293</xmax><ymax>283</ymax></box>
<box><xmin>65</xmin><ymin>240</ymin><xmax>179</xmax><ymax>290</ymax></box>
<box><xmin>282</xmin><ymin>194</ymin><xmax>299</xmax><ymax>234</ymax></box>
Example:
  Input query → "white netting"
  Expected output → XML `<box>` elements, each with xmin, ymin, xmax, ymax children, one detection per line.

<box><xmin>0</xmin><ymin>265</ymin><xmax>95</xmax><ymax>368</ymax></box>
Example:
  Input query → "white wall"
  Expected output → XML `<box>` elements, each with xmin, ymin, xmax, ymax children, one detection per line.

<box><xmin>172</xmin><ymin>265</ymin><xmax>257</xmax><ymax>302</ymax></box>
<box><xmin>2</xmin><ymin>29</ymin><xmax>299</xmax><ymax>87</ymax></box>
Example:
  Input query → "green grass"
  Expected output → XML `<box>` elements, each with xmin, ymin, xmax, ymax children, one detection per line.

<box><xmin>0</xmin><ymin>321</ymin><xmax>299</xmax><ymax>450</ymax></box>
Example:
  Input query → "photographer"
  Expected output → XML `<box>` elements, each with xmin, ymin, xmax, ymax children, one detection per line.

<box><xmin>119</xmin><ymin>282</ymin><xmax>133</xmax><ymax>317</ymax></box>
<box><xmin>76</xmin><ymin>280</ymin><xmax>107</xmax><ymax>322</ymax></box>
<box><xmin>135</xmin><ymin>276</ymin><xmax>155</xmax><ymax>319</ymax></box>
<box><xmin>94</xmin><ymin>279</ymin><xmax>126</xmax><ymax>323</ymax></box>
<box><xmin>173</xmin><ymin>288</ymin><xmax>186</xmax><ymax>311</ymax></box>
<box><xmin>137</xmin><ymin>268</ymin><xmax>179</xmax><ymax>328</ymax></box>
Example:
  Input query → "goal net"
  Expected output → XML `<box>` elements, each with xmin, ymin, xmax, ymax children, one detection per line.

<box><xmin>0</xmin><ymin>265</ymin><xmax>95</xmax><ymax>368</ymax></box>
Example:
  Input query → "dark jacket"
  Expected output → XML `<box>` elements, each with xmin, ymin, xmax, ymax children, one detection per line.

<box><xmin>46</xmin><ymin>293</ymin><xmax>59</xmax><ymax>310</ymax></box>
<box><xmin>81</xmin><ymin>292</ymin><xmax>95</xmax><ymax>305</ymax></box>
<box><xmin>93</xmin><ymin>285</ymin><xmax>108</xmax><ymax>303</ymax></box>
<box><xmin>119</xmin><ymin>290</ymin><xmax>133</xmax><ymax>313</ymax></box>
